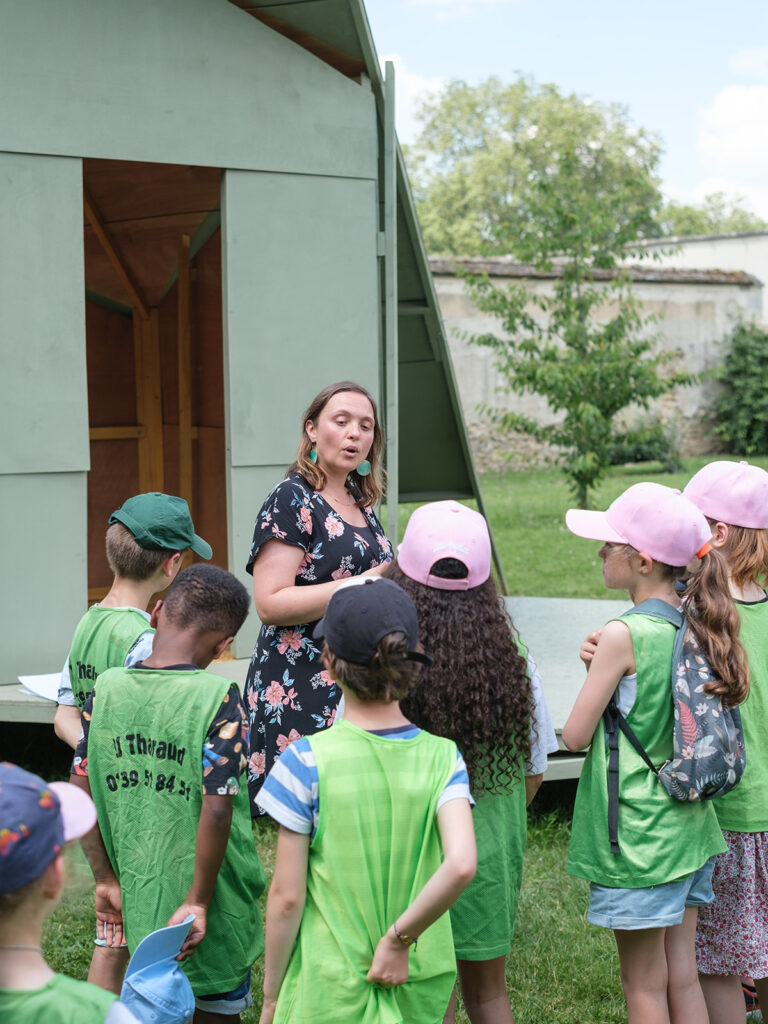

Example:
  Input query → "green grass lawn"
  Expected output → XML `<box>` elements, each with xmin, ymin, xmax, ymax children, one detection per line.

<box><xmin>39</xmin><ymin>454</ymin><xmax>768</xmax><ymax>1022</ymax></box>
<box><xmin>46</xmin><ymin>798</ymin><xmax>626</xmax><ymax>1024</ymax></box>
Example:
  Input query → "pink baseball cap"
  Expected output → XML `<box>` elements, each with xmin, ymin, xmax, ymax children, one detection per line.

<box><xmin>565</xmin><ymin>482</ymin><xmax>712</xmax><ymax>566</ymax></box>
<box><xmin>397</xmin><ymin>501</ymin><xmax>491</xmax><ymax>591</ymax></box>
<box><xmin>683</xmin><ymin>461</ymin><xmax>768</xmax><ymax>529</ymax></box>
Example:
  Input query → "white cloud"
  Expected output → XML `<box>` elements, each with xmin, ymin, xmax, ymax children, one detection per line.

<box><xmin>698</xmin><ymin>85</ymin><xmax>768</xmax><ymax>171</ymax></box>
<box><xmin>692</xmin><ymin>84</ymin><xmax>768</xmax><ymax>218</ymax></box>
<box><xmin>729</xmin><ymin>46</ymin><xmax>768</xmax><ymax>81</ymax></box>
<box><xmin>378</xmin><ymin>54</ymin><xmax>445</xmax><ymax>145</ymax></box>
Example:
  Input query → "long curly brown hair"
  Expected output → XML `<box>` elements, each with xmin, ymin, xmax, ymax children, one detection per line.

<box><xmin>386</xmin><ymin>562</ymin><xmax>533</xmax><ymax>793</ymax></box>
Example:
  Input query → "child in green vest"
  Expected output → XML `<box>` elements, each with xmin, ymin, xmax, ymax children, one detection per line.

<box><xmin>256</xmin><ymin>577</ymin><xmax>477</xmax><ymax>1024</ymax></box>
<box><xmin>563</xmin><ymin>482</ymin><xmax>749</xmax><ymax>1024</ymax></box>
<box><xmin>71</xmin><ymin>564</ymin><xmax>266</xmax><ymax>1024</ymax></box>
<box><xmin>387</xmin><ymin>500</ymin><xmax>559</xmax><ymax>1024</ymax></box>
<box><xmin>683</xmin><ymin>461</ymin><xmax>768</xmax><ymax>1021</ymax></box>
<box><xmin>54</xmin><ymin>491</ymin><xmax>211</xmax><ymax>996</ymax></box>
<box><xmin>0</xmin><ymin>762</ymin><xmax>141</xmax><ymax>1024</ymax></box>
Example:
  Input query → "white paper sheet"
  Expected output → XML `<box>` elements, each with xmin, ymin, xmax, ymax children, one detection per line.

<box><xmin>17</xmin><ymin>673</ymin><xmax>61</xmax><ymax>702</ymax></box>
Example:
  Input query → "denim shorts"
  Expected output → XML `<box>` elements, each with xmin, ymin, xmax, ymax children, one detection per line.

<box><xmin>588</xmin><ymin>857</ymin><xmax>716</xmax><ymax>930</ymax></box>
<box><xmin>196</xmin><ymin>971</ymin><xmax>252</xmax><ymax>1015</ymax></box>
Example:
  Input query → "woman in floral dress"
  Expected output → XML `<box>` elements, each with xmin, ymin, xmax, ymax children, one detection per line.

<box><xmin>244</xmin><ymin>381</ymin><xmax>392</xmax><ymax>812</ymax></box>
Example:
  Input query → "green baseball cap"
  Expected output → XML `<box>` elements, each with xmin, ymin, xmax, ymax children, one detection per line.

<box><xmin>109</xmin><ymin>493</ymin><xmax>212</xmax><ymax>560</ymax></box>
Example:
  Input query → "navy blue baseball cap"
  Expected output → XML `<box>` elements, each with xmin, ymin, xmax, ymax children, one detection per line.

<box><xmin>0</xmin><ymin>763</ymin><xmax>96</xmax><ymax>894</ymax></box>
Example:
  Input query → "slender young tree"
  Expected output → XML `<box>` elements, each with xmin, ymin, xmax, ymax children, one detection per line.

<box><xmin>462</xmin><ymin>142</ymin><xmax>690</xmax><ymax>507</ymax></box>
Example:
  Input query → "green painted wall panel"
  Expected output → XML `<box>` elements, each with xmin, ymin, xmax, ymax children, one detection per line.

<box><xmin>0</xmin><ymin>473</ymin><xmax>87</xmax><ymax>679</ymax></box>
<box><xmin>222</xmin><ymin>170</ymin><xmax>380</xmax><ymax>469</ymax></box>
<box><xmin>0</xmin><ymin>0</ymin><xmax>376</xmax><ymax>180</ymax></box>
<box><xmin>0</xmin><ymin>153</ymin><xmax>88</xmax><ymax>474</ymax></box>
<box><xmin>399</xmin><ymin>361</ymin><xmax>473</xmax><ymax>499</ymax></box>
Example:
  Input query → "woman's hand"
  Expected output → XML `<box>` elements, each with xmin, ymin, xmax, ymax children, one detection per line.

<box><xmin>361</xmin><ymin>559</ymin><xmax>391</xmax><ymax>579</ymax></box>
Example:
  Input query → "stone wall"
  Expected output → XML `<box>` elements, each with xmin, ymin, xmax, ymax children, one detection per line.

<box><xmin>432</xmin><ymin>261</ymin><xmax>762</xmax><ymax>473</ymax></box>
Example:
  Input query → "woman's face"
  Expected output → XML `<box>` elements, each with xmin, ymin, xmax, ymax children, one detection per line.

<box><xmin>306</xmin><ymin>391</ymin><xmax>376</xmax><ymax>478</ymax></box>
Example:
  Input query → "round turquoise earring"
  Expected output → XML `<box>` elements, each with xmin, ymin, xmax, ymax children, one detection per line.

<box><xmin>309</xmin><ymin>448</ymin><xmax>318</xmax><ymax>464</ymax></box>
<box><xmin>356</xmin><ymin>459</ymin><xmax>371</xmax><ymax>476</ymax></box>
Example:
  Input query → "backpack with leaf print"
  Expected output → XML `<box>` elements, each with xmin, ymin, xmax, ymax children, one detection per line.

<box><xmin>603</xmin><ymin>598</ymin><xmax>745</xmax><ymax>855</ymax></box>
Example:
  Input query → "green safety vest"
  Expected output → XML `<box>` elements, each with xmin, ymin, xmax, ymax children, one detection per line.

<box><xmin>67</xmin><ymin>605</ymin><xmax>153</xmax><ymax>709</ymax></box>
<box><xmin>274</xmin><ymin>719</ymin><xmax>459</xmax><ymax>1024</ymax></box>
<box><xmin>568</xmin><ymin>612</ymin><xmax>726</xmax><ymax>888</ymax></box>
<box><xmin>715</xmin><ymin>598</ymin><xmax>768</xmax><ymax>832</ymax></box>
<box><xmin>0</xmin><ymin>974</ymin><xmax>117</xmax><ymax>1023</ymax></box>
<box><xmin>88</xmin><ymin>666</ymin><xmax>265</xmax><ymax>996</ymax></box>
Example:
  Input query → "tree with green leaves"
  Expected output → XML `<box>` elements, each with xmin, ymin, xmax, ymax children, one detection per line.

<box><xmin>658</xmin><ymin>192</ymin><xmax>767</xmax><ymax>237</ymax></box>
<box><xmin>461</xmin><ymin>140</ymin><xmax>689</xmax><ymax>507</ymax></box>
<box><xmin>407</xmin><ymin>75</ymin><xmax>663</xmax><ymax>256</ymax></box>
<box><xmin>408</xmin><ymin>75</ymin><xmax>691</xmax><ymax>505</ymax></box>
<box><xmin>714</xmin><ymin>322</ymin><xmax>768</xmax><ymax>455</ymax></box>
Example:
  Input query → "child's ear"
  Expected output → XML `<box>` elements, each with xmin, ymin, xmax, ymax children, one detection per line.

<box><xmin>212</xmin><ymin>635</ymin><xmax>235</xmax><ymax>661</ymax></box>
<box><xmin>41</xmin><ymin>854</ymin><xmax>65</xmax><ymax>902</ymax></box>
<box><xmin>710</xmin><ymin>521</ymin><xmax>729</xmax><ymax>548</ymax></box>
<box><xmin>164</xmin><ymin>551</ymin><xmax>184</xmax><ymax>579</ymax></box>
<box><xmin>149</xmin><ymin>599</ymin><xmax>164</xmax><ymax>629</ymax></box>
<box><xmin>635</xmin><ymin>551</ymin><xmax>654</xmax><ymax>575</ymax></box>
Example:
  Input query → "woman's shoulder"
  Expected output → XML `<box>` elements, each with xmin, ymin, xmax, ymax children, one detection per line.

<box><xmin>268</xmin><ymin>472</ymin><xmax>313</xmax><ymax>500</ymax></box>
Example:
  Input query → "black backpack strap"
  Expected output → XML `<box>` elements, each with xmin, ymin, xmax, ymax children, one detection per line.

<box><xmin>603</xmin><ymin>698</ymin><xmax>659</xmax><ymax>855</ymax></box>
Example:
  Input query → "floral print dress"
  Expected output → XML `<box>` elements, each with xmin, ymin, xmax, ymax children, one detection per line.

<box><xmin>244</xmin><ymin>472</ymin><xmax>392</xmax><ymax>811</ymax></box>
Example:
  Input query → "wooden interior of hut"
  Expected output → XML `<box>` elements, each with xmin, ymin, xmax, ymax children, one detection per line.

<box><xmin>83</xmin><ymin>159</ymin><xmax>226</xmax><ymax>600</ymax></box>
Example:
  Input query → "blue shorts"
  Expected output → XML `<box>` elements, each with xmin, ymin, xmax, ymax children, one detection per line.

<box><xmin>196</xmin><ymin>971</ymin><xmax>252</xmax><ymax>1015</ymax></box>
<box><xmin>588</xmin><ymin>858</ymin><xmax>716</xmax><ymax>930</ymax></box>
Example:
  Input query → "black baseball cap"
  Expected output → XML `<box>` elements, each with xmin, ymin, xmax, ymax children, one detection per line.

<box><xmin>314</xmin><ymin>578</ymin><xmax>432</xmax><ymax>667</ymax></box>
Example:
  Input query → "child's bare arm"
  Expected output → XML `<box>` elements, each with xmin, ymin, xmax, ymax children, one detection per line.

<box><xmin>54</xmin><ymin>704</ymin><xmax>82</xmax><ymax>749</ymax></box>
<box><xmin>562</xmin><ymin>620</ymin><xmax>634</xmax><ymax>751</ymax></box>
<box><xmin>260</xmin><ymin>826</ymin><xmax>310</xmax><ymax>1024</ymax></box>
<box><xmin>168</xmin><ymin>794</ymin><xmax>233</xmax><ymax>958</ymax></box>
<box><xmin>367</xmin><ymin>797</ymin><xmax>476</xmax><ymax>988</ymax></box>
<box><xmin>69</xmin><ymin>773</ymin><xmax>124</xmax><ymax>946</ymax></box>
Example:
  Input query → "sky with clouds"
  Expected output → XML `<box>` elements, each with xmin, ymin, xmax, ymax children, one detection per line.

<box><xmin>364</xmin><ymin>0</ymin><xmax>768</xmax><ymax>217</ymax></box>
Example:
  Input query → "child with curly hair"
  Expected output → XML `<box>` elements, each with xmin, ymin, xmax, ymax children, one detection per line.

<box><xmin>387</xmin><ymin>501</ymin><xmax>558</xmax><ymax>1024</ymax></box>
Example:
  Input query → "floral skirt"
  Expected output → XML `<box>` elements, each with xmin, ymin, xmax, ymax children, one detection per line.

<box><xmin>696</xmin><ymin>830</ymin><xmax>768</xmax><ymax>978</ymax></box>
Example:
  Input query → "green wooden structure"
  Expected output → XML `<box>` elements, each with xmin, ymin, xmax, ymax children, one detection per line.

<box><xmin>0</xmin><ymin>0</ymin><xmax>494</xmax><ymax>680</ymax></box>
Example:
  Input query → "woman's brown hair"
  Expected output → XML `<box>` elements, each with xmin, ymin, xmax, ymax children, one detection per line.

<box><xmin>288</xmin><ymin>381</ymin><xmax>384</xmax><ymax>507</ymax></box>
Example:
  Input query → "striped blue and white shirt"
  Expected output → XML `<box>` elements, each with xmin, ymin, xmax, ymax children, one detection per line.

<box><xmin>257</xmin><ymin>724</ymin><xmax>472</xmax><ymax>836</ymax></box>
